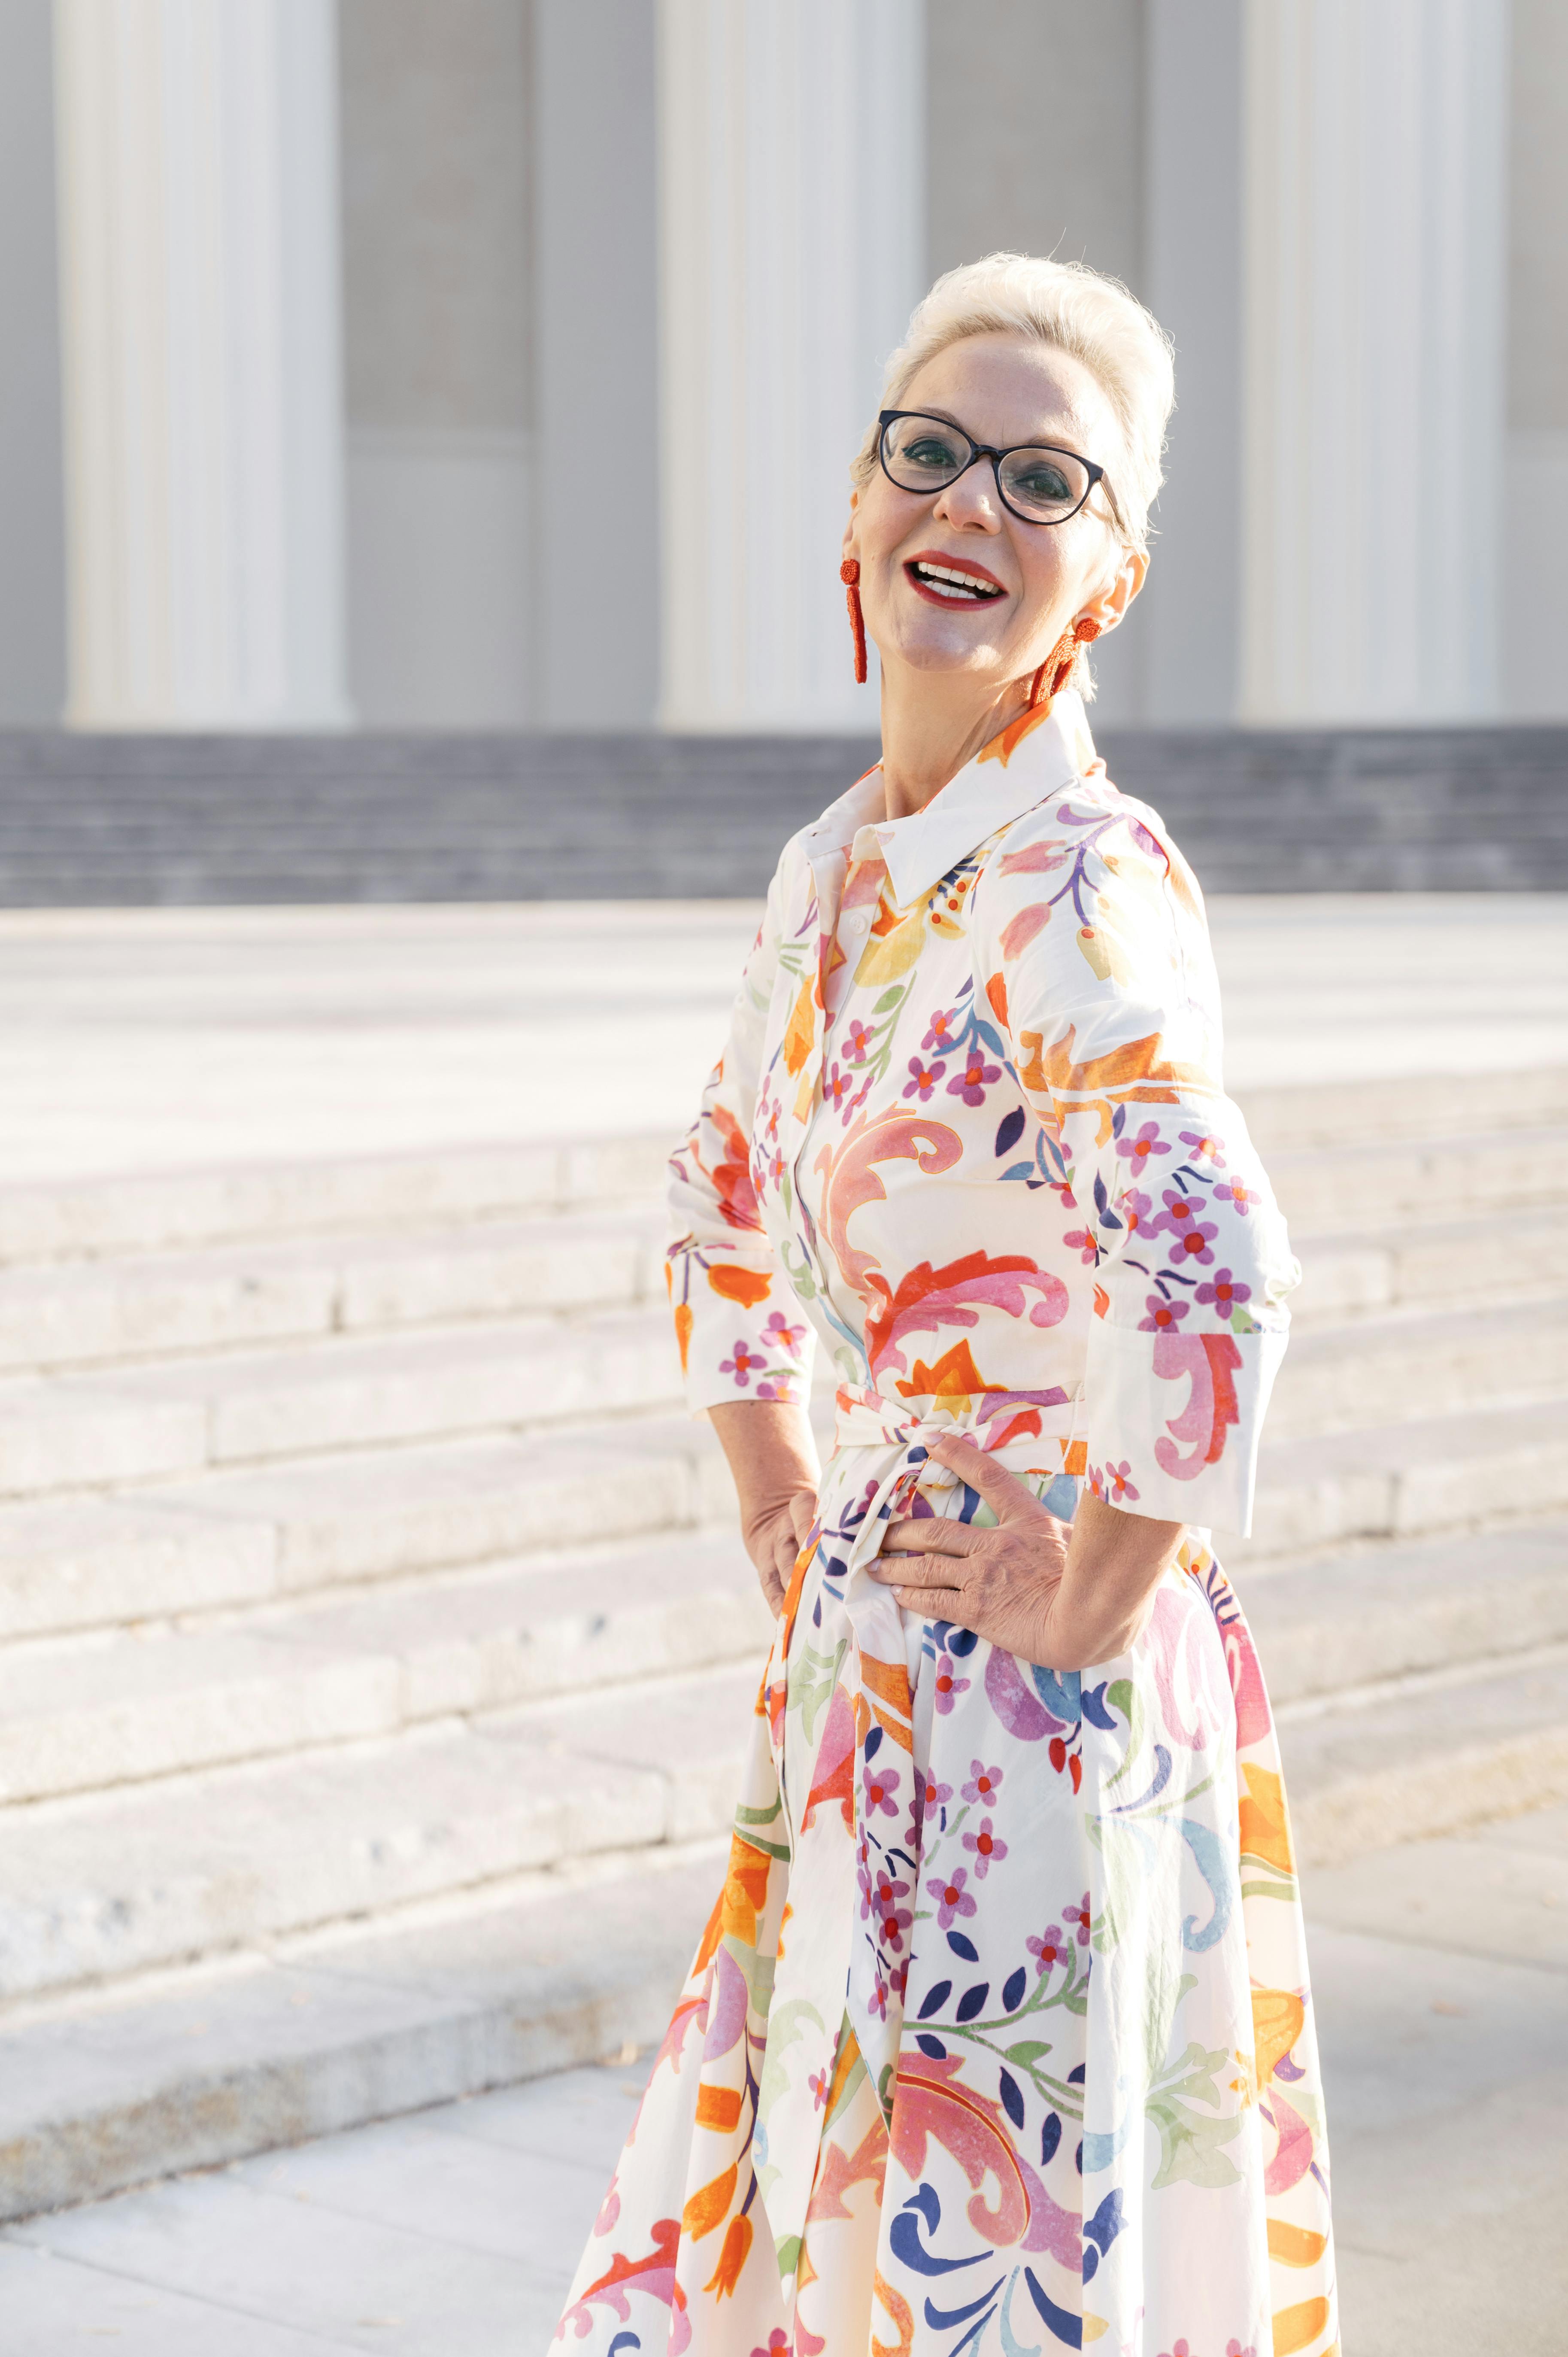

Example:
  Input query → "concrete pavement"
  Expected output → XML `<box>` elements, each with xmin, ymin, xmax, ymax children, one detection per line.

<box><xmin>6</xmin><ymin>1801</ymin><xmax>1566</xmax><ymax>2356</ymax></box>
<box><xmin>2</xmin><ymin>893</ymin><xmax>1564</xmax><ymax>1180</ymax></box>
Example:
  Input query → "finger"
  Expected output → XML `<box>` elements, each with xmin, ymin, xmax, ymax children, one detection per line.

<box><xmin>868</xmin><ymin>1550</ymin><xmax>964</xmax><ymax>1591</ymax></box>
<box><xmin>928</xmin><ymin>1432</ymin><xmax>1037</xmax><ymax>1521</ymax></box>
<box><xmin>883</xmin><ymin>1516</ymin><xmax>977</xmax><ymax>1557</ymax></box>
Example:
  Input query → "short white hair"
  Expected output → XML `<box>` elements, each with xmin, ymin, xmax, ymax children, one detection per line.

<box><xmin>853</xmin><ymin>251</ymin><xmax>1176</xmax><ymax>562</ymax></box>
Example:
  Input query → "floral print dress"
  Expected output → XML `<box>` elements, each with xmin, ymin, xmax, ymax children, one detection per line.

<box><xmin>554</xmin><ymin>694</ymin><xmax>1338</xmax><ymax>2357</ymax></box>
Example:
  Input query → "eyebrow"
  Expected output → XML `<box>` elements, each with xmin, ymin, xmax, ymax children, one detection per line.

<box><xmin>901</xmin><ymin>404</ymin><xmax>1091</xmax><ymax>453</ymax></box>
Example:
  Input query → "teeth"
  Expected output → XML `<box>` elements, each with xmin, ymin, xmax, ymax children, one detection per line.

<box><xmin>912</xmin><ymin>561</ymin><xmax>1000</xmax><ymax>599</ymax></box>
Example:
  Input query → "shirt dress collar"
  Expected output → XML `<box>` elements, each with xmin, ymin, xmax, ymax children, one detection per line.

<box><xmin>801</xmin><ymin>689</ymin><xmax>1098</xmax><ymax>915</ymax></box>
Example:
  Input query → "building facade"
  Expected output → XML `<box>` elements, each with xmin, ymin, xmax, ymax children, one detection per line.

<box><xmin>0</xmin><ymin>0</ymin><xmax>1564</xmax><ymax>735</ymax></box>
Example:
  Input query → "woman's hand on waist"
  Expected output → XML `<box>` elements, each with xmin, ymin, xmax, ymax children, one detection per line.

<box><xmin>870</xmin><ymin>1434</ymin><xmax>1184</xmax><ymax>1671</ymax></box>
<box><xmin>709</xmin><ymin>1399</ymin><xmax>821</xmax><ymax>1617</ymax></box>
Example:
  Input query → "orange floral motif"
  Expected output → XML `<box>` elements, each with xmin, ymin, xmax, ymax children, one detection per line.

<box><xmin>707</xmin><ymin>1263</ymin><xmax>772</xmax><ymax>1307</ymax></box>
<box><xmin>1240</xmin><ymin>1765</ymin><xmax>1297</xmax><ymax>1878</ymax></box>
<box><xmin>702</xmin><ymin>2212</ymin><xmax>752</xmax><ymax>2296</ymax></box>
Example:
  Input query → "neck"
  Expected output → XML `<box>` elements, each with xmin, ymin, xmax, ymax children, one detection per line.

<box><xmin>876</xmin><ymin>661</ymin><xmax>1036</xmax><ymax>821</ymax></box>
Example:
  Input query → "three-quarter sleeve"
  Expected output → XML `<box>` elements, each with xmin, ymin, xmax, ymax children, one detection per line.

<box><xmin>666</xmin><ymin>851</ymin><xmax>816</xmax><ymax>1413</ymax></box>
<box><xmin>979</xmin><ymin>795</ymin><xmax>1298</xmax><ymax>1532</ymax></box>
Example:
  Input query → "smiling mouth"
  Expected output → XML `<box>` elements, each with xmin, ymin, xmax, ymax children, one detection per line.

<box><xmin>905</xmin><ymin>558</ymin><xmax>1006</xmax><ymax>604</ymax></box>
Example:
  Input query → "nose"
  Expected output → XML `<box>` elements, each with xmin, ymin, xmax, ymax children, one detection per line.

<box><xmin>931</xmin><ymin>460</ymin><xmax>1003</xmax><ymax>535</ymax></box>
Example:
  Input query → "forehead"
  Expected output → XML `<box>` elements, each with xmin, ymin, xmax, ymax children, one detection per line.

<box><xmin>899</xmin><ymin>331</ymin><xmax>1112</xmax><ymax>456</ymax></box>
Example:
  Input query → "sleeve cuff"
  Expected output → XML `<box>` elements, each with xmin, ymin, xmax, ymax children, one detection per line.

<box><xmin>1083</xmin><ymin>1315</ymin><xmax>1288</xmax><ymax>1536</ymax></box>
<box><xmin>668</xmin><ymin>1243</ymin><xmax>816</xmax><ymax>1415</ymax></box>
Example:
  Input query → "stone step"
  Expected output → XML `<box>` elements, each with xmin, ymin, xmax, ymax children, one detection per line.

<box><xmin>0</xmin><ymin>1177</ymin><xmax>1549</xmax><ymax>1382</ymax></box>
<box><xmin>1278</xmin><ymin>1647</ymin><xmax>1568</xmax><ymax>1868</ymax></box>
<box><xmin>0</xmin><ymin>1848</ymin><xmax>722</xmax><ymax>2221</ymax></box>
<box><xmin>1267</xmin><ymin>1295</ymin><xmax>1568</xmax><ymax>1440</ymax></box>
<box><xmin>3</xmin><ymin>1633</ymin><xmax>1566</xmax><ymax>2220</ymax></box>
<box><xmin>1291</xmin><ymin>1208</ymin><xmax>1568</xmax><ymax>1326</ymax></box>
<box><xmin>1237</xmin><ymin>1518</ymin><xmax>1568</xmax><ymax>1707</ymax></box>
<box><xmin>0</xmin><ymin>1206</ymin><xmax>666</xmax><ymax>1374</ymax></box>
<box><xmin>0</xmin><ymin>1531</ymin><xmax>770</xmax><ymax>1805</ymax></box>
<box><xmin>0</xmin><ymin>1134</ymin><xmax>673</xmax><ymax>1266</ymax></box>
<box><xmin>0</xmin><ymin>1415</ymin><xmax>731</xmax><ymax>1640</ymax></box>
<box><xmin>1235</xmin><ymin>1063</ymin><xmax>1568</xmax><ymax>1156</ymax></box>
<box><xmin>0</xmin><ymin>1661</ymin><xmax>762</xmax><ymax>2004</ymax></box>
<box><xmin>1265</xmin><ymin>1123</ymin><xmax>1568</xmax><ymax>1233</ymax></box>
<box><xmin>0</xmin><ymin>1307</ymin><xmax>684</xmax><ymax>1500</ymax></box>
<box><xmin>1244</xmin><ymin>1397</ymin><xmax>1568</xmax><ymax>1559</ymax></box>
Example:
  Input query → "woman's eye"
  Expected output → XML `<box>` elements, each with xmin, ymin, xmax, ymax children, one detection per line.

<box><xmin>904</xmin><ymin>437</ymin><xmax>960</xmax><ymax>472</ymax></box>
<box><xmin>1013</xmin><ymin>462</ymin><xmax>1074</xmax><ymax>505</ymax></box>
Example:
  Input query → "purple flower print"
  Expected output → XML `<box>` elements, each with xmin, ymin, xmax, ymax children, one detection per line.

<box><xmin>808</xmin><ymin>2066</ymin><xmax>829</xmax><ymax>2111</ymax></box>
<box><xmin>961</xmin><ymin>1760</ymin><xmax>1004</xmax><ymax>1806</ymax></box>
<box><xmin>1116</xmin><ymin>1120</ymin><xmax>1170</xmax><ymax>1174</ymax></box>
<box><xmin>875</xmin><ymin>1895</ymin><xmax>914</xmax><ymax>1952</ymax></box>
<box><xmin>863</xmin><ymin>1759</ymin><xmax>901</xmax><ymax>1818</ymax></box>
<box><xmin>946</xmin><ymin>1049</ymin><xmax>1001</xmax><ymax>1107</ymax></box>
<box><xmin>1137</xmin><ymin>1293</ymin><xmax>1189</xmax><ymax>1334</ymax></box>
<box><xmin>750</xmin><ymin>2335</ymin><xmax>791</xmax><ymax>2357</ymax></box>
<box><xmin>1087</xmin><ymin>1462</ymin><xmax>1107</xmax><ymax>1502</ymax></box>
<box><xmin>824</xmin><ymin>1061</ymin><xmax>852</xmax><ymax>1112</ymax></box>
<box><xmin>1027</xmin><ymin>1924</ymin><xmax>1070</xmax><ymax>1976</ymax></box>
<box><xmin>1225</xmin><ymin>2343</ymin><xmax>1259</xmax><ymax>2357</ymax></box>
<box><xmin>1122</xmin><ymin>1188</ymin><xmax>1154</xmax><ymax>1238</ymax></box>
<box><xmin>763</xmin><ymin>1308</ymin><xmax>807</xmax><ymax>1352</ymax></box>
<box><xmin>1065</xmin><ymin>1891</ymin><xmax>1092</xmax><ymax>1946</ymax></box>
<box><xmin>1180</xmin><ymin>1128</ymin><xmax>1227</xmax><ymax>1169</ymax></box>
<box><xmin>1215</xmin><ymin>1175</ymin><xmax>1260</xmax><ymax>1216</ymax></box>
<box><xmin>1063</xmin><ymin>1226</ymin><xmax>1099</xmax><ymax>1266</ymax></box>
<box><xmin>754</xmin><ymin>1376</ymin><xmax>797</xmax><ymax>1404</ymax></box>
<box><xmin>1195</xmin><ymin>1268</ymin><xmax>1252</xmax><ymax>1315</ymax></box>
<box><xmin>925</xmin><ymin>1865</ymin><xmax>978</xmax><ymax>1929</ymax></box>
<box><xmin>903</xmin><ymin>1054</ymin><xmax>947</xmax><ymax>1102</ymax></box>
<box><xmin>932</xmin><ymin>1653</ymin><xmax>970</xmax><ymax>1713</ymax></box>
<box><xmin>1105</xmin><ymin>1459</ymin><xmax>1140</xmax><ymax>1503</ymax></box>
<box><xmin>922</xmin><ymin>1007</ymin><xmax>959</xmax><ymax>1054</ymax></box>
<box><xmin>962</xmin><ymin>1816</ymin><xmax>1008</xmax><ymax>1878</ymax></box>
<box><xmin>719</xmin><ymin>1340</ymin><xmax>764</xmax><ymax>1386</ymax></box>
<box><xmin>873</xmin><ymin>1868</ymin><xmax>911</xmax><ymax>1910</ymax></box>
<box><xmin>869</xmin><ymin>1974</ymin><xmax>890</xmax><ymax>2022</ymax></box>
<box><xmin>1157</xmin><ymin>1188</ymin><xmax>1220</xmax><ymax>1268</ymax></box>
<box><xmin>843</xmin><ymin>1016</ymin><xmax>874</xmax><ymax>1064</ymax></box>
<box><xmin>921</xmin><ymin>1772</ymin><xmax>953</xmax><ymax>1813</ymax></box>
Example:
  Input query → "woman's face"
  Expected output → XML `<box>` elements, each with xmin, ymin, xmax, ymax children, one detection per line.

<box><xmin>845</xmin><ymin>331</ymin><xmax>1144</xmax><ymax>689</ymax></box>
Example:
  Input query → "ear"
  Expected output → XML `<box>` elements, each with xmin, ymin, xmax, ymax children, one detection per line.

<box><xmin>841</xmin><ymin>491</ymin><xmax>860</xmax><ymax>567</ymax></box>
<box><xmin>1081</xmin><ymin>547</ymin><xmax>1147</xmax><ymax>636</ymax></box>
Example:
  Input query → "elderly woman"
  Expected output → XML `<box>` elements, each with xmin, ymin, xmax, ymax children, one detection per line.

<box><xmin>556</xmin><ymin>255</ymin><xmax>1337</xmax><ymax>2357</ymax></box>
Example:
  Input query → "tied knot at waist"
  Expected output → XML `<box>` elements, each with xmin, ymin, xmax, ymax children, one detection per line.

<box><xmin>831</xmin><ymin>1381</ymin><xmax>1084</xmax><ymax>1493</ymax></box>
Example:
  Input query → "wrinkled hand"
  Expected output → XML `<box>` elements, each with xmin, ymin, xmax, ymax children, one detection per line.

<box><xmin>869</xmin><ymin>1434</ymin><xmax>1182</xmax><ymax>1671</ymax></box>
<box><xmin>741</xmin><ymin>1484</ymin><xmax>819</xmax><ymax>1617</ymax></box>
<box><xmin>870</xmin><ymin>1434</ymin><xmax>1073</xmax><ymax>1665</ymax></box>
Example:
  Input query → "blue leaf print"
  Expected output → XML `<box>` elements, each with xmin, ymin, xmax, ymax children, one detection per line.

<box><xmin>1080</xmin><ymin>1680</ymin><xmax>1117</xmax><ymax>1731</ymax></box>
<box><xmin>948</xmin><ymin>1930</ymin><xmax>980</xmax><ymax>1962</ymax></box>
<box><xmin>914</xmin><ymin>2032</ymin><xmax>947</xmax><ymax>2059</ymax></box>
<box><xmin>1083</xmin><ymin>2188</ymin><xmax>1127</xmax><ymax>2258</ymax></box>
<box><xmin>864</xmin><ymin>1723</ymin><xmax>883</xmax><ymax>1759</ymax></box>
<box><xmin>1002</xmin><ymin>1964</ymin><xmax>1027</xmax><ymax>2011</ymax></box>
<box><xmin>955</xmin><ymin>1981</ymin><xmax>989</xmax><ymax>2022</ymax></box>
<box><xmin>1180</xmin><ymin>1812</ymin><xmax>1237</xmax><ymax>1952</ymax></box>
<box><xmin>918</xmin><ymin>1979</ymin><xmax>952</xmax><ymax>2020</ymax></box>
<box><xmin>924</xmin><ymin>2284</ymin><xmax>1003</xmax><ymax>2331</ymax></box>
<box><xmin>890</xmin><ymin>2186</ymin><xmax>987</xmax><ymax>2277</ymax></box>
<box><xmin>994</xmin><ymin>1106</ymin><xmax>1027</xmax><ymax>1157</ymax></box>
<box><xmin>1028</xmin><ymin>1664</ymin><xmax>1080</xmax><ymax>1722</ymax></box>
<box><xmin>1040</xmin><ymin>2110</ymin><xmax>1062</xmax><ymax>2166</ymax></box>
<box><xmin>998</xmin><ymin>2068</ymin><xmax>1025</xmax><ymax>2128</ymax></box>
<box><xmin>1024</xmin><ymin>2266</ymin><xmax>1083</xmax><ymax>2347</ymax></box>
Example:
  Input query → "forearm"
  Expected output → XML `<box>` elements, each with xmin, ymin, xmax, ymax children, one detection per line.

<box><xmin>708</xmin><ymin>1400</ymin><xmax>820</xmax><ymax>1535</ymax></box>
<box><xmin>1055</xmin><ymin>1494</ymin><xmax>1185</xmax><ymax>1663</ymax></box>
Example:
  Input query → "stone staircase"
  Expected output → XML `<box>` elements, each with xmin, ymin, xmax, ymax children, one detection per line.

<box><xmin>1</xmin><ymin>1069</ymin><xmax>1565</xmax><ymax>2220</ymax></box>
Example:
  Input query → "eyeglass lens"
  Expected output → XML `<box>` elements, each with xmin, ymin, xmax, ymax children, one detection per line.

<box><xmin>880</xmin><ymin>414</ymin><xmax>1092</xmax><ymax>523</ymax></box>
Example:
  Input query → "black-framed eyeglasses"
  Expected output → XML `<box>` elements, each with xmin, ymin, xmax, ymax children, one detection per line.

<box><xmin>877</xmin><ymin>408</ymin><xmax>1112</xmax><ymax>529</ymax></box>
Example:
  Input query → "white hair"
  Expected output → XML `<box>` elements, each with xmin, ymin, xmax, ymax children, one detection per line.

<box><xmin>853</xmin><ymin>249</ymin><xmax>1177</xmax><ymax>568</ymax></box>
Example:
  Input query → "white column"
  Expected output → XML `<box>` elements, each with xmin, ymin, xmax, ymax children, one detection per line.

<box><xmin>1239</xmin><ymin>0</ymin><xmax>1509</xmax><ymax>723</ymax></box>
<box><xmin>53</xmin><ymin>0</ymin><xmax>349</xmax><ymax>729</ymax></box>
<box><xmin>658</xmin><ymin>0</ymin><xmax>925</xmax><ymax>732</ymax></box>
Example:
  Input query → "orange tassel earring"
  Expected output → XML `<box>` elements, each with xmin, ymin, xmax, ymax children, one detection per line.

<box><xmin>840</xmin><ymin>558</ymin><xmax>867</xmax><ymax>684</ymax></box>
<box><xmin>1030</xmin><ymin>614</ymin><xmax>1101</xmax><ymax>707</ymax></box>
